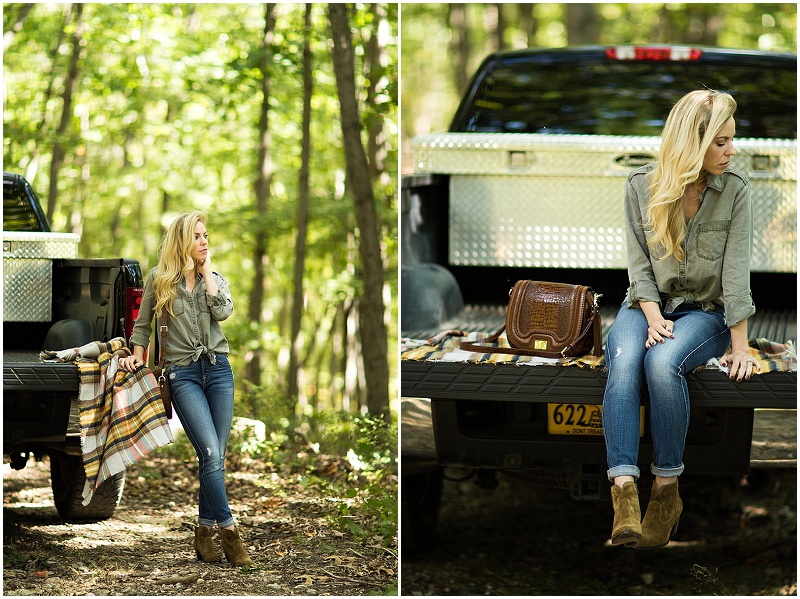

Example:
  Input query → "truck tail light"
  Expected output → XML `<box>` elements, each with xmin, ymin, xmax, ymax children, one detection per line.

<box><xmin>605</xmin><ymin>46</ymin><xmax>702</xmax><ymax>61</ymax></box>
<box><xmin>125</xmin><ymin>286</ymin><xmax>143</xmax><ymax>344</ymax></box>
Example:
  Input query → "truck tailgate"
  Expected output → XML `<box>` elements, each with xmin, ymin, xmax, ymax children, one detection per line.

<box><xmin>4</xmin><ymin>352</ymin><xmax>80</xmax><ymax>445</ymax></box>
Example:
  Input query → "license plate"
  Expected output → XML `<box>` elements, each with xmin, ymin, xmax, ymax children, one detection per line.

<box><xmin>547</xmin><ymin>404</ymin><xmax>645</xmax><ymax>437</ymax></box>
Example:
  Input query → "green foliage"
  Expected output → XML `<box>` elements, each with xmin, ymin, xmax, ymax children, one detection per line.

<box><xmin>375</xmin><ymin>582</ymin><xmax>399</xmax><ymax>596</ymax></box>
<box><xmin>158</xmin><ymin>428</ymin><xmax>197</xmax><ymax>463</ymax></box>
<box><xmin>4</xmin><ymin>3</ymin><xmax>398</xmax><ymax>421</ymax></box>
<box><xmin>216</xmin><ymin>409</ymin><xmax>398</xmax><ymax>547</ymax></box>
<box><xmin>237</xmin><ymin>383</ymin><xmax>295</xmax><ymax>431</ymax></box>
<box><xmin>318</xmin><ymin>414</ymin><xmax>398</xmax><ymax>546</ymax></box>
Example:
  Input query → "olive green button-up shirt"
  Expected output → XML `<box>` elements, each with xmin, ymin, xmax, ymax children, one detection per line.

<box><xmin>130</xmin><ymin>269</ymin><xmax>233</xmax><ymax>366</ymax></box>
<box><xmin>625</xmin><ymin>163</ymin><xmax>755</xmax><ymax>328</ymax></box>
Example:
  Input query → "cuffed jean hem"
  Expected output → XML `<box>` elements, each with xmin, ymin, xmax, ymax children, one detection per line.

<box><xmin>199</xmin><ymin>517</ymin><xmax>235</xmax><ymax>528</ymax></box>
<box><xmin>651</xmin><ymin>463</ymin><xmax>684</xmax><ymax>478</ymax></box>
<box><xmin>607</xmin><ymin>465</ymin><xmax>641</xmax><ymax>482</ymax></box>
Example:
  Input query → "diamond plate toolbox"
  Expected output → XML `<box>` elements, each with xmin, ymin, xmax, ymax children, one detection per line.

<box><xmin>3</xmin><ymin>231</ymin><xmax>80</xmax><ymax>322</ymax></box>
<box><xmin>412</xmin><ymin>133</ymin><xmax>796</xmax><ymax>273</ymax></box>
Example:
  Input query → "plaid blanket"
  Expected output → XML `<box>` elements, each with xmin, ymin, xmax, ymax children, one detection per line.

<box><xmin>41</xmin><ymin>338</ymin><xmax>173</xmax><ymax>505</ymax></box>
<box><xmin>402</xmin><ymin>331</ymin><xmax>797</xmax><ymax>375</ymax></box>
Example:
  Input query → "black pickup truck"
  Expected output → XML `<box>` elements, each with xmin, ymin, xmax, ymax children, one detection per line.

<box><xmin>3</xmin><ymin>172</ymin><xmax>144</xmax><ymax>521</ymax></box>
<box><xmin>400</xmin><ymin>46</ymin><xmax>797</xmax><ymax>549</ymax></box>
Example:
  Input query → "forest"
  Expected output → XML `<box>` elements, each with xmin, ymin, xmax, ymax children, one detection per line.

<box><xmin>401</xmin><ymin>2</ymin><xmax>797</xmax><ymax>171</ymax></box>
<box><xmin>4</xmin><ymin>3</ymin><xmax>399</xmax><ymax>432</ymax></box>
<box><xmin>5</xmin><ymin>7</ymin><xmax>399</xmax><ymax>592</ymax></box>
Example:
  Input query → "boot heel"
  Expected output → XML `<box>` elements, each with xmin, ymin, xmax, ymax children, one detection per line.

<box><xmin>671</xmin><ymin>516</ymin><xmax>680</xmax><ymax>537</ymax></box>
<box><xmin>637</xmin><ymin>480</ymin><xmax>683</xmax><ymax>549</ymax></box>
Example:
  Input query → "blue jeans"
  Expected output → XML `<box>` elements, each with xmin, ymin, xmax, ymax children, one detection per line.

<box><xmin>602</xmin><ymin>302</ymin><xmax>731</xmax><ymax>482</ymax></box>
<box><xmin>169</xmin><ymin>354</ymin><xmax>235</xmax><ymax>528</ymax></box>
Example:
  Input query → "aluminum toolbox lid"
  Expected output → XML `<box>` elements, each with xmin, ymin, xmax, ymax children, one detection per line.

<box><xmin>2</xmin><ymin>231</ymin><xmax>80</xmax><ymax>260</ymax></box>
<box><xmin>412</xmin><ymin>133</ymin><xmax>797</xmax><ymax>181</ymax></box>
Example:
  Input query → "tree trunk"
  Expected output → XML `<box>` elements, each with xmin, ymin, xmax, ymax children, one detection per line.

<box><xmin>328</xmin><ymin>3</ymin><xmax>390</xmax><ymax>422</ymax></box>
<box><xmin>690</xmin><ymin>4</ymin><xmax>721</xmax><ymax>45</ymax></box>
<box><xmin>565</xmin><ymin>3</ymin><xmax>599</xmax><ymax>45</ymax></box>
<box><xmin>448</xmin><ymin>4</ymin><xmax>471</xmax><ymax>96</ymax></box>
<box><xmin>364</xmin><ymin>3</ymin><xmax>387</xmax><ymax>185</ymax></box>
<box><xmin>48</xmin><ymin>3</ymin><xmax>84</xmax><ymax>222</ymax></box>
<box><xmin>246</xmin><ymin>3</ymin><xmax>276</xmax><ymax>394</ymax></box>
<box><xmin>492</xmin><ymin>4</ymin><xmax>506</xmax><ymax>52</ymax></box>
<box><xmin>517</xmin><ymin>4</ymin><xmax>537</xmax><ymax>47</ymax></box>
<box><xmin>288</xmin><ymin>4</ymin><xmax>313</xmax><ymax>403</ymax></box>
<box><xmin>27</xmin><ymin>5</ymin><xmax>70</xmax><ymax>184</ymax></box>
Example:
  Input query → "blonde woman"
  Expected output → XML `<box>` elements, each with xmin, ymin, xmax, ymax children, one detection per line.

<box><xmin>604</xmin><ymin>90</ymin><xmax>757</xmax><ymax>548</ymax></box>
<box><xmin>119</xmin><ymin>211</ymin><xmax>253</xmax><ymax>567</ymax></box>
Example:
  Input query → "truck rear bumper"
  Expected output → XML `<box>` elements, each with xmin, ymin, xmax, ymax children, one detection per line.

<box><xmin>401</xmin><ymin>398</ymin><xmax>797</xmax><ymax>472</ymax></box>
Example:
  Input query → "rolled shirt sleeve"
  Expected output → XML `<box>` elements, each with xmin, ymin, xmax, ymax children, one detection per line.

<box><xmin>624</xmin><ymin>172</ymin><xmax>662</xmax><ymax>308</ymax></box>
<box><xmin>207</xmin><ymin>272</ymin><xmax>234</xmax><ymax>321</ymax></box>
<box><xmin>720</xmin><ymin>182</ymin><xmax>756</xmax><ymax>327</ymax></box>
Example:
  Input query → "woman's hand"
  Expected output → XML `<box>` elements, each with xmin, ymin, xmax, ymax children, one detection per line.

<box><xmin>196</xmin><ymin>250</ymin><xmax>219</xmax><ymax>296</ymax></box>
<box><xmin>195</xmin><ymin>249</ymin><xmax>212</xmax><ymax>277</ymax></box>
<box><xmin>719</xmin><ymin>349</ymin><xmax>759</xmax><ymax>382</ymax></box>
<box><xmin>119</xmin><ymin>354</ymin><xmax>144</xmax><ymax>372</ymax></box>
<box><xmin>645</xmin><ymin>319</ymin><xmax>674</xmax><ymax>349</ymax></box>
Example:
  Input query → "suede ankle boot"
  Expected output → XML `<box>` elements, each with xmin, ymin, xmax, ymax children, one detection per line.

<box><xmin>637</xmin><ymin>479</ymin><xmax>682</xmax><ymax>549</ymax></box>
<box><xmin>220</xmin><ymin>526</ymin><xmax>254</xmax><ymax>567</ymax></box>
<box><xmin>610</xmin><ymin>481</ymin><xmax>642</xmax><ymax>546</ymax></box>
<box><xmin>194</xmin><ymin>524</ymin><xmax>222</xmax><ymax>562</ymax></box>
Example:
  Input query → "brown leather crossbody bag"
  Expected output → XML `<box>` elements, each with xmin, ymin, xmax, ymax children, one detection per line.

<box><xmin>460</xmin><ymin>280</ymin><xmax>603</xmax><ymax>359</ymax></box>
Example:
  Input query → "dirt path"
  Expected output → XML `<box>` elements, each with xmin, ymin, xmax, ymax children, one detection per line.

<box><xmin>4</xmin><ymin>449</ymin><xmax>397</xmax><ymax>596</ymax></box>
<box><xmin>401</xmin><ymin>469</ymin><xmax>796</xmax><ymax>595</ymax></box>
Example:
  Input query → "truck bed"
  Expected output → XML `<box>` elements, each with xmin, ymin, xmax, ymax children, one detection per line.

<box><xmin>402</xmin><ymin>305</ymin><xmax>796</xmax><ymax>480</ymax></box>
<box><xmin>402</xmin><ymin>305</ymin><xmax>796</xmax><ymax>409</ymax></box>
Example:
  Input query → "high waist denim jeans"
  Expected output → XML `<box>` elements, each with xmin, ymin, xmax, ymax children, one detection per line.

<box><xmin>169</xmin><ymin>354</ymin><xmax>235</xmax><ymax>528</ymax></box>
<box><xmin>602</xmin><ymin>301</ymin><xmax>731</xmax><ymax>482</ymax></box>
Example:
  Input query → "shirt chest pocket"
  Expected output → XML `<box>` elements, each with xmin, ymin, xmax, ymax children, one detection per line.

<box><xmin>172</xmin><ymin>296</ymin><xmax>186</xmax><ymax>315</ymax></box>
<box><xmin>696</xmin><ymin>221</ymin><xmax>730</xmax><ymax>261</ymax></box>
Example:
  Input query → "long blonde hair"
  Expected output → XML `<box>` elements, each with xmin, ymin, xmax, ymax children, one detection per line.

<box><xmin>153</xmin><ymin>211</ymin><xmax>207</xmax><ymax>317</ymax></box>
<box><xmin>646</xmin><ymin>90</ymin><xmax>737</xmax><ymax>261</ymax></box>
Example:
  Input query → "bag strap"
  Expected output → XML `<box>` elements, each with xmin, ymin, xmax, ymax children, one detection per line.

<box><xmin>157</xmin><ymin>313</ymin><xmax>168</xmax><ymax>376</ymax></box>
<box><xmin>459</xmin><ymin>293</ymin><xmax>603</xmax><ymax>358</ymax></box>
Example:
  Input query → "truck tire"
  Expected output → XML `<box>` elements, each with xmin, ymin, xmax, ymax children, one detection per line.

<box><xmin>49</xmin><ymin>452</ymin><xmax>125</xmax><ymax>522</ymax></box>
<box><xmin>401</xmin><ymin>468</ymin><xmax>443</xmax><ymax>554</ymax></box>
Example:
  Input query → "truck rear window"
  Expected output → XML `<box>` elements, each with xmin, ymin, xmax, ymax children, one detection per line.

<box><xmin>3</xmin><ymin>181</ymin><xmax>44</xmax><ymax>231</ymax></box>
<box><xmin>459</xmin><ymin>61</ymin><xmax>797</xmax><ymax>139</ymax></box>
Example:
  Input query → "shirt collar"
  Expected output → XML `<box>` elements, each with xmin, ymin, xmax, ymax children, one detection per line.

<box><xmin>705</xmin><ymin>171</ymin><xmax>725</xmax><ymax>192</ymax></box>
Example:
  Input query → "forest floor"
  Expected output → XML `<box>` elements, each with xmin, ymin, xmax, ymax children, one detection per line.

<box><xmin>401</xmin><ymin>469</ymin><xmax>796</xmax><ymax>596</ymax></box>
<box><xmin>401</xmin><ymin>410</ymin><xmax>797</xmax><ymax>596</ymax></box>
<box><xmin>3</xmin><ymin>429</ymin><xmax>398</xmax><ymax>596</ymax></box>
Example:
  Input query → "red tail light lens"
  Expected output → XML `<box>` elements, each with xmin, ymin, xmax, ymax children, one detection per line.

<box><xmin>605</xmin><ymin>46</ymin><xmax>702</xmax><ymax>61</ymax></box>
<box><xmin>125</xmin><ymin>287</ymin><xmax>143</xmax><ymax>344</ymax></box>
